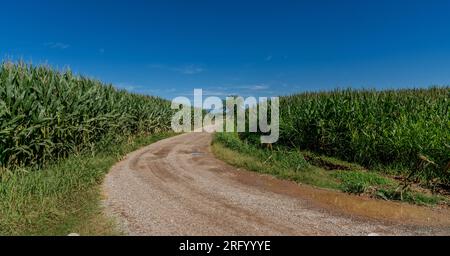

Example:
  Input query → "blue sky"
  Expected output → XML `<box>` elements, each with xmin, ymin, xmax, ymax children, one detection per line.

<box><xmin>2</xmin><ymin>0</ymin><xmax>450</xmax><ymax>99</ymax></box>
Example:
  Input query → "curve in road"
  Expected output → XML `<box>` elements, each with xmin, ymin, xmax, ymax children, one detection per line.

<box><xmin>103</xmin><ymin>132</ymin><xmax>450</xmax><ymax>235</ymax></box>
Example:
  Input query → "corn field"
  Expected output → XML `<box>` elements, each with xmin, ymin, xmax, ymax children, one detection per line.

<box><xmin>241</xmin><ymin>87</ymin><xmax>450</xmax><ymax>185</ymax></box>
<box><xmin>276</xmin><ymin>88</ymin><xmax>450</xmax><ymax>184</ymax></box>
<box><xmin>0</xmin><ymin>62</ymin><xmax>174</xmax><ymax>168</ymax></box>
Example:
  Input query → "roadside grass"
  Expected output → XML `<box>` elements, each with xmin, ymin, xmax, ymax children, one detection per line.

<box><xmin>212</xmin><ymin>142</ymin><xmax>340</xmax><ymax>190</ymax></box>
<box><xmin>0</xmin><ymin>132</ymin><xmax>174</xmax><ymax>235</ymax></box>
<box><xmin>212</xmin><ymin>132</ymin><xmax>340</xmax><ymax>190</ymax></box>
<box><xmin>332</xmin><ymin>170</ymin><xmax>394</xmax><ymax>194</ymax></box>
<box><xmin>212</xmin><ymin>132</ymin><xmax>447</xmax><ymax>206</ymax></box>
<box><xmin>301</xmin><ymin>151</ymin><xmax>367</xmax><ymax>171</ymax></box>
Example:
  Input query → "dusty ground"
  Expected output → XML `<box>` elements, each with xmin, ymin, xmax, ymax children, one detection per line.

<box><xmin>102</xmin><ymin>132</ymin><xmax>450</xmax><ymax>236</ymax></box>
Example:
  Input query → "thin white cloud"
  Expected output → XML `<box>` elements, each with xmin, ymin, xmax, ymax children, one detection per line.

<box><xmin>175</xmin><ymin>65</ymin><xmax>204</xmax><ymax>75</ymax></box>
<box><xmin>115</xmin><ymin>82</ymin><xmax>142</xmax><ymax>92</ymax></box>
<box><xmin>236</xmin><ymin>84</ymin><xmax>270</xmax><ymax>91</ymax></box>
<box><xmin>186</xmin><ymin>85</ymin><xmax>270</xmax><ymax>97</ymax></box>
<box><xmin>250</xmin><ymin>85</ymin><xmax>270</xmax><ymax>90</ymax></box>
<box><xmin>168</xmin><ymin>89</ymin><xmax>233</xmax><ymax>97</ymax></box>
<box><xmin>44</xmin><ymin>42</ymin><xmax>70</xmax><ymax>50</ymax></box>
<box><xmin>99</xmin><ymin>48</ymin><xmax>105</xmax><ymax>54</ymax></box>
<box><xmin>265</xmin><ymin>55</ymin><xmax>273</xmax><ymax>61</ymax></box>
<box><xmin>176</xmin><ymin>84</ymin><xmax>273</xmax><ymax>98</ymax></box>
<box><xmin>149</xmin><ymin>64</ymin><xmax>205</xmax><ymax>75</ymax></box>
<box><xmin>202</xmin><ymin>90</ymin><xmax>230</xmax><ymax>96</ymax></box>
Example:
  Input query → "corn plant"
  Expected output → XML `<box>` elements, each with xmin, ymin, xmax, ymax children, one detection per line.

<box><xmin>0</xmin><ymin>62</ymin><xmax>174</xmax><ymax>169</ymax></box>
<box><xmin>241</xmin><ymin>87</ymin><xmax>450</xmax><ymax>186</ymax></box>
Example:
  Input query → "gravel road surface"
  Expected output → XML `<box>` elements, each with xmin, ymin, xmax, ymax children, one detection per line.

<box><xmin>103</xmin><ymin>132</ymin><xmax>450</xmax><ymax>235</ymax></box>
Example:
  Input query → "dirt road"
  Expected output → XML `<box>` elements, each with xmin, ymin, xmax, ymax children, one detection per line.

<box><xmin>103</xmin><ymin>132</ymin><xmax>450</xmax><ymax>235</ymax></box>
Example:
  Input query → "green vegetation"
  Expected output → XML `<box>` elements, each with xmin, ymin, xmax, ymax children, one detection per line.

<box><xmin>0</xmin><ymin>132</ymin><xmax>174</xmax><ymax>235</ymax></box>
<box><xmin>213</xmin><ymin>132</ymin><xmax>447</xmax><ymax>206</ymax></box>
<box><xmin>241</xmin><ymin>87</ymin><xmax>450</xmax><ymax>188</ymax></box>
<box><xmin>0</xmin><ymin>62</ymin><xmax>176</xmax><ymax>235</ymax></box>
<box><xmin>2</xmin><ymin>62</ymin><xmax>448</xmax><ymax>233</ymax></box>
<box><xmin>0</xmin><ymin>62</ymin><xmax>174</xmax><ymax>169</ymax></box>
<box><xmin>213</xmin><ymin>132</ymin><xmax>339</xmax><ymax>189</ymax></box>
<box><xmin>332</xmin><ymin>170</ymin><xmax>394</xmax><ymax>194</ymax></box>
